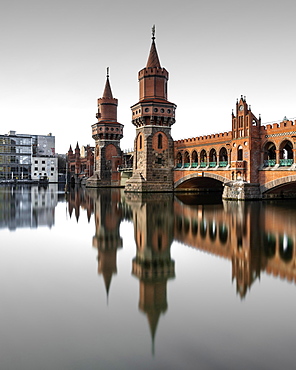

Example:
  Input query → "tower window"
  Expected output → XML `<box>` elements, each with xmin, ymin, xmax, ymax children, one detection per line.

<box><xmin>158</xmin><ymin>134</ymin><xmax>163</xmax><ymax>149</ymax></box>
<box><xmin>139</xmin><ymin>135</ymin><xmax>142</xmax><ymax>149</ymax></box>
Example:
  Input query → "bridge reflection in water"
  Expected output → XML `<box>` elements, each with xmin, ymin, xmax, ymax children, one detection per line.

<box><xmin>66</xmin><ymin>188</ymin><xmax>296</xmax><ymax>347</ymax></box>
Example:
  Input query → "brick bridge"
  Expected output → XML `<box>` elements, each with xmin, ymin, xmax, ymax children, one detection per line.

<box><xmin>173</xmin><ymin>96</ymin><xmax>296</xmax><ymax>198</ymax></box>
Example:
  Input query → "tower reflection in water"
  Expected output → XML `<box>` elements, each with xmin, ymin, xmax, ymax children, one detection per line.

<box><xmin>67</xmin><ymin>188</ymin><xmax>296</xmax><ymax>345</ymax></box>
<box><xmin>125</xmin><ymin>193</ymin><xmax>175</xmax><ymax>353</ymax></box>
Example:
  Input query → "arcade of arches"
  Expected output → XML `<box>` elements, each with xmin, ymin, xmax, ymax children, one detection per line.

<box><xmin>174</xmin><ymin>98</ymin><xmax>296</xmax><ymax>198</ymax></box>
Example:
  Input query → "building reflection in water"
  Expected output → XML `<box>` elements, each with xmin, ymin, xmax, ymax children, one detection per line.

<box><xmin>174</xmin><ymin>196</ymin><xmax>296</xmax><ymax>298</ymax></box>
<box><xmin>67</xmin><ymin>188</ymin><xmax>296</xmax><ymax>348</ymax></box>
<box><xmin>88</xmin><ymin>188</ymin><xmax>123</xmax><ymax>299</ymax></box>
<box><xmin>0</xmin><ymin>184</ymin><xmax>58</xmax><ymax>230</ymax></box>
<box><xmin>125</xmin><ymin>193</ymin><xmax>175</xmax><ymax>353</ymax></box>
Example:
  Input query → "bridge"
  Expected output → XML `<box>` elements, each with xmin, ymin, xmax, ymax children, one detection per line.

<box><xmin>173</xmin><ymin>97</ymin><xmax>296</xmax><ymax>199</ymax></box>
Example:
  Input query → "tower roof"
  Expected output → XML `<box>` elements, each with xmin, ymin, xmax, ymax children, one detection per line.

<box><xmin>102</xmin><ymin>68</ymin><xmax>113</xmax><ymax>98</ymax></box>
<box><xmin>146</xmin><ymin>26</ymin><xmax>161</xmax><ymax>68</ymax></box>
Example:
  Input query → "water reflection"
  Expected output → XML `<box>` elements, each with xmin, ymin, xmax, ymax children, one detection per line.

<box><xmin>66</xmin><ymin>188</ymin><xmax>296</xmax><ymax>301</ymax></box>
<box><xmin>2</xmin><ymin>186</ymin><xmax>296</xmax><ymax>301</ymax></box>
<box><xmin>0</xmin><ymin>185</ymin><xmax>59</xmax><ymax>230</ymax></box>
<box><xmin>126</xmin><ymin>193</ymin><xmax>175</xmax><ymax>353</ymax></box>
<box><xmin>1</xmin><ymin>186</ymin><xmax>296</xmax><ymax>368</ymax></box>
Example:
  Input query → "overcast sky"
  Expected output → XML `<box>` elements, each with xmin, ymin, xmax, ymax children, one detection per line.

<box><xmin>1</xmin><ymin>0</ymin><xmax>296</xmax><ymax>153</ymax></box>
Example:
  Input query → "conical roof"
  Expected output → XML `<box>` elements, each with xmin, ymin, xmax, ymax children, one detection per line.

<box><xmin>102</xmin><ymin>76</ymin><xmax>113</xmax><ymax>98</ymax></box>
<box><xmin>146</xmin><ymin>39</ymin><xmax>161</xmax><ymax>68</ymax></box>
<box><xmin>102</xmin><ymin>68</ymin><xmax>113</xmax><ymax>98</ymax></box>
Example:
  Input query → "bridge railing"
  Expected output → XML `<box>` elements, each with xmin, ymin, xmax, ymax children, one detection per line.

<box><xmin>279</xmin><ymin>159</ymin><xmax>293</xmax><ymax>167</ymax></box>
<box><xmin>174</xmin><ymin>161</ymin><xmax>229</xmax><ymax>169</ymax></box>
<box><xmin>263</xmin><ymin>160</ymin><xmax>276</xmax><ymax>167</ymax></box>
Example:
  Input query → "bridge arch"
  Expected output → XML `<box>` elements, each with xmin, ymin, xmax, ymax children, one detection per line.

<box><xmin>261</xmin><ymin>175</ymin><xmax>296</xmax><ymax>194</ymax></box>
<box><xmin>174</xmin><ymin>172</ymin><xmax>229</xmax><ymax>190</ymax></box>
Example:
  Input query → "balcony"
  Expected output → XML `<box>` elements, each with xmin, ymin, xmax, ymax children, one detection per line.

<box><xmin>200</xmin><ymin>162</ymin><xmax>207</xmax><ymax>168</ymax></box>
<box><xmin>209</xmin><ymin>162</ymin><xmax>217</xmax><ymax>168</ymax></box>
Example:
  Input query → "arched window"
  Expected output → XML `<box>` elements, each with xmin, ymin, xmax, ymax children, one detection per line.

<box><xmin>279</xmin><ymin>140</ymin><xmax>293</xmax><ymax>166</ymax></box>
<box><xmin>158</xmin><ymin>134</ymin><xmax>162</xmax><ymax>149</ymax></box>
<box><xmin>237</xmin><ymin>146</ymin><xmax>243</xmax><ymax>161</ymax></box>
<box><xmin>192</xmin><ymin>151</ymin><xmax>198</xmax><ymax>167</ymax></box>
<box><xmin>200</xmin><ymin>150</ymin><xmax>207</xmax><ymax>167</ymax></box>
<box><xmin>184</xmin><ymin>151</ymin><xmax>190</xmax><ymax>167</ymax></box>
<box><xmin>209</xmin><ymin>149</ymin><xmax>217</xmax><ymax>167</ymax></box>
<box><xmin>139</xmin><ymin>134</ymin><xmax>143</xmax><ymax>150</ymax></box>
<box><xmin>263</xmin><ymin>142</ymin><xmax>276</xmax><ymax>167</ymax></box>
<box><xmin>176</xmin><ymin>152</ymin><xmax>182</xmax><ymax>168</ymax></box>
<box><xmin>219</xmin><ymin>147</ymin><xmax>228</xmax><ymax>167</ymax></box>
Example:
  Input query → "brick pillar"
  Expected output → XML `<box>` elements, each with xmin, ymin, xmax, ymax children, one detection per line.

<box><xmin>293</xmin><ymin>148</ymin><xmax>296</xmax><ymax>164</ymax></box>
<box><xmin>227</xmin><ymin>148</ymin><xmax>231</xmax><ymax>166</ymax></box>
<box><xmin>275</xmin><ymin>149</ymin><xmax>280</xmax><ymax>165</ymax></box>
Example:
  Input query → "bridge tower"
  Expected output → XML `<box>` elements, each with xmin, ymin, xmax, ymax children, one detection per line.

<box><xmin>231</xmin><ymin>96</ymin><xmax>261</xmax><ymax>183</ymax></box>
<box><xmin>125</xmin><ymin>27</ymin><xmax>176</xmax><ymax>192</ymax></box>
<box><xmin>86</xmin><ymin>70</ymin><xmax>124</xmax><ymax>188</ymax></box>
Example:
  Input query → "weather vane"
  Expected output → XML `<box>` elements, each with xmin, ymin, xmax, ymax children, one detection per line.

<box><xmin>107</xmin><ymin>67</ymin><xmax>109</xmax><ymax>78</ymax></box>
<box><xmin>152</xmin><ymin>25</ymin><xmax>155</xmax><ymax>40</ymax></box>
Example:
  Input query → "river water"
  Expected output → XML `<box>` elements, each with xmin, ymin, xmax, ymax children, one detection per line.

<box><xmin>0</xmin><ymin>185</ymin><xmax>295</xmax><ymax>370</ymax></box>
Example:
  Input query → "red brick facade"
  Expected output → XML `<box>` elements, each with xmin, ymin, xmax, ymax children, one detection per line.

<box><xmin>174</xmin><ymin>95</ymin><xmax>296</xmax><ymax>196</ymax></box>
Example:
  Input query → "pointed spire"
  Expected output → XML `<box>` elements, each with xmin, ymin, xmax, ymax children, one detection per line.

<box><xmin>146</xmin><ymin>25</ymin><xmax>161</xmax><ymax>68</ymax></box>
<box><xmin>102</xmin><ymin>67</ymin><xmax>113</xmax><ymax>98</ymax></box>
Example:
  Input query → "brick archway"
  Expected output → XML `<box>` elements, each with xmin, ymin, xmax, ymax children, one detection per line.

<box><xmin>261</xmin><ymin>175</ymin><xmax>296</xmax><ymax>194</ymax></box>
<box><xmin>174</xmin><ymin>172</ymin><xmax>229</xmax><ymax>189</ymax></box>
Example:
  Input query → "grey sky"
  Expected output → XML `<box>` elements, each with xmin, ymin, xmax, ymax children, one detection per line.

<box><xmin>1</xmin><ymin>0</ymin><xmax>295</xmax><ymax>153</ymax></box>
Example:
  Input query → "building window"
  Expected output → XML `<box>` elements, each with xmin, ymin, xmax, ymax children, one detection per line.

<box><xmin>158</xmin><ymin>134</ymin><xmax>163</xmax><ymax>149</ymax></box>
<box><xmin>238</xmin><ymin>147</ymin><xmax>243</xmax><ymax>161</ymax></box>
<box><xmin>42</xmin><ymin>167</ymin><xmax>45</xmax><ymax>171</ymax></box>
<box><xmin>35</xmin><ymin>160</ymin><xmax>38</xmax><ymax>164</ymax></box>
<box><xmin>34</xmin><ymin>167</ymin><xmax>38</xmax><ymax>171</ymax></box>
<box><xmin>51</xmin><ymin>167</ymin><xmax>54</xmax><ymax>171</ymax></box>
<box><xmin>42</xmin><ymin>161</ymin><xmax>45</xmax><ymax>164</ymax></box>
<box><xmin>139</xmin><ymin>135</ymin><xmax>142</xmax><ymax>149</ymax></box>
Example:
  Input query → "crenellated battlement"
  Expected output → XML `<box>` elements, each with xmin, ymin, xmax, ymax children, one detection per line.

<box><xmin>174</xmin><ymin>131</ymin><xmax>232</xmax><ymax>145</ymax></box>
<box><xmin>138</xmin><ymin>67</ymin><xmax>169</xmax><ymax>80</ymax></box>
<box><xmin>260</xmin><ymin>119</ymin><xmax>296</xmax><ymax>133</ymax></box>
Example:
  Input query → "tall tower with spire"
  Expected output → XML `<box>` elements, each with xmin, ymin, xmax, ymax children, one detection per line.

<box><xmin>86</xmin><ymin>69</ymin><xmax>124</xmax><ymax>188</ymax></box>
<box><xmin>125</xmin><ymin>27</ymin><xmax>176</xmax><ymax>192</ymax></box>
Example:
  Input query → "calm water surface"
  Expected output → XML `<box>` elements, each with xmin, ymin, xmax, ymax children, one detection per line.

<box><xmin>0</xmin><ymin>185</ymin><xmax>295</xmax><ymax>370</ymax></box>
